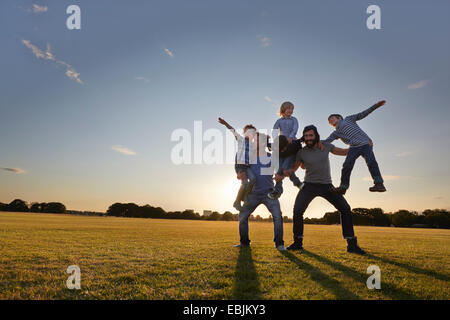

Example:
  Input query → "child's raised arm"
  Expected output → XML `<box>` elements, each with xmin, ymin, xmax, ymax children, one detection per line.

<box><xmin>218</xmin><ymin>117</ymin><xmax>242</xmax><ymax>141</ymax></box>
<box><xmin>347</xmin><ymin>100</ymin><xmax>386</xmax><ymax>122</ymax></box>
<box><xmin>324</xmin><ymin>131</ymin><xmax>338</xmax><ymax>143</ymax></box>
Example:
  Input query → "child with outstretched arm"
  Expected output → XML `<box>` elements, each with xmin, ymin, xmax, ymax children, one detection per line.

<box><xmin>218</xmin><ymin>117</ymin><xmax>257</xmax><ymax>211</ymax></box>
<box><xmin>325</xmin><ymin>100</ymin><xmax>387</xmax><ymax>194</ymax></box>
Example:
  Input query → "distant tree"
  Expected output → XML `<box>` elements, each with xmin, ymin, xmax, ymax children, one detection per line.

<box><xmin>42</xmin><ymin>202</ymin><xmax>66</xmax><ymax>213</ymax></box>
<box><xmin>181</xmin><ymin>210</ymin><xmax>200</xmax><ymax>220</ymax></box>
<box><xmin>206</xmin><ymin>211</ymin><xmax>221</xmax><ymax>221</ymax></box>
<box><xmin>323</xmin><ymin>211</ymin><xmax>340</xmax><ymax>224</ymax></box>
<box><xmin>0</xmin><ymin>202</ymin><xmax>8</xmax><ymax>211</ymax></box>
<box><xmin>107</xmin><ymin>203</ymin><xmax>140</xmax><ymax>217</ymax></box>
<box><xmin>7</xmin><ymin>199</ymin><xmax>29</xmax><ymax>212</ymax></box>
<box><xmin>391</xmin><ymin>210</ymin><xmax>419</xmax><ymax>227</ymax></box>
<box><xmin>423</xmin><ymin>209</ymin><xmax>450</xmax><ymax>229</ymax></box>
<box><xmin>222</xmin><ymin>211</ymin><xmax>234</xmax><ymax>221</ymax></box>
<box><xmin>30</xmin><ymin>202</ymin><xmax>44</xmax><ymax>213</ymax></box>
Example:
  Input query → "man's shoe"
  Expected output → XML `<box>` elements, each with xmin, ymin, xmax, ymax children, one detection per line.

<box><xmin>286</xmin><ymin>241</ymin><xmax>303</xmax><ymax>251</ymax></box>
<box><xmin>267</xmin><ymin>191</ymin><xmax>281</xmax><ymax>200</ymax></box>
<box><xmin>369</xmin><ymin>183</ymin><xmax>386</xmax><ymax>192</ymax></box>
<box><xmin>233</xmin><ymin>243</ymin><xmax>250</xmax><ymax>248</ymax></box>
<box><xmin>276</xmin><ymin>245</ymin><xmax>287</xmax><ymax>251</ymax></box>
<box><xmin>346</xmin><ymin>237</ymin><xmax>366</xmax><ymax>255</ymax></box>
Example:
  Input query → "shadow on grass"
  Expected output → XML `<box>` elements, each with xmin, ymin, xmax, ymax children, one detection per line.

<box><xmin>303</xmin><ymin>250</ymin><xmax>419</xmax><ymax>299</ymax></box>
<box><xmin>232</xmin><ymin>247</ymin><xmax>262</xmax><ymax>299</ymax></box>
<box><xmin>280</xmin><ymin>251</ymin><xmax>360</xmax><ymax>299</ymax></box>
<box><xmin>365</xmin><ymin>253</ymin><xmax>450</xmax><ymax>283</ymax></box>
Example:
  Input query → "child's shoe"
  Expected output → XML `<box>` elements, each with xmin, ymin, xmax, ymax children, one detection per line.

<box><xmin>333</xmin><ymin>185</ymin><xmax>347</xmax><ymax>195</ymax></box>
<box><xmin>233</xmin><ymin>200</ymin><xmax>243</xmax><ymax>211</ymax></box>
<box><xmin>369</xmin><ymin>183</ymin><xmax>386</xmax><ymax>192</ymax></box>
<box><xmin>267</xmin><ymin>190</ymin><xmax>281</xmax><ymax>200</ymax></box>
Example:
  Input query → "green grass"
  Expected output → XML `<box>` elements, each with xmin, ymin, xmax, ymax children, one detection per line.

<box><xmin>0</xmin><ymin>211</ymin><xmax>449</xmax><ymax>300</ymax></box>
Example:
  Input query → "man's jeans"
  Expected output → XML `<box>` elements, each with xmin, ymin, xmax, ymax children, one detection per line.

<box><xmin>341</xmin><ymin>144</ymin><xmax>383</xmax><ymax>189</ymax></box>
<box><xmin>273</xmin><ymin>155</ymin><xmax>301</xmax><ymax>194</ymax></box>
<box><xmin>239</xmin><ymin>193</ymin><xmax>284</xmax><ymax>247</ymax></box>
<box><xmin>293</xmin><ymin>183</ymin><xmax>355</xmax><ymax>240</ymax></box>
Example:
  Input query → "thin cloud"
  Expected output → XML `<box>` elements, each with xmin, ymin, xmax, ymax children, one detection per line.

<box><xmin>32</xmin><ymin>4</ymin><xmax>48</xmax><ymax>13</ymax></box>
<box><xmin>408</xmin><ymin>79</ymin><xmax>430</xmax><ymax>90</ymax></box>
<box><xmin>22</xmin><ymin>39</ymin><xmax>83</xmax><ymax>84</ymax></box>
<box><xmin>396</xmin><ymin>151</ymin><xmax>414</xmax><ymax>157</ymax></box>
<box><xmin>1</xmin><ymin>167</ymin><xmax>26</xmax><ymax>174</ymax></box>
<box><xmin>258</xmin><ymin>35</ymin><xmax>272</xmax><ymax>47</ymax></box>
<box><xmin>264</xmin><ymin>96</ymin><xmax>278</xmax><ymax>107</ymax></box>
<box><xmin>135</xmin><ymin>76</ymin><xmax>150</xmax><ymax>83</ymax></box>
<box><xmin>433</xmin><ymin>196</ymin><xmax>444</xmax><ymax>200</ymax></box>
<box><xmin>164</xmin><ymin>48</ymin><xmax>174</xmax><ymax>58</ymax></box>
<box><xmin>111</xmin><ymin>145</ymin><xmax>137</xmax><ymax>156</ymax></box>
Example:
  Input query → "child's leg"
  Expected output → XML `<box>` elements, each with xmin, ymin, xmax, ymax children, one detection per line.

<box><xmin>284</xmin><ymin>155</ymin><xmax>301</xmax><ymax>186</ymax></box>
<box><xmin>234</xmin><ymin>183</ymin><xmax>246</xmax><ymax>206</ymax></box>
<box><xmin>242</xmin><ymin>167</ymin><xmax>256</xmax><ymax>203</ymax></box>
<box><xmin>272</xmin><ymin>157</ymin><xmax>288</xmax><ymax>195</ymax></box>
<box><xmin>340</xmin><ymin>147</ymin><xmax>363</xmax><ymax>189</ymax></box>
<box><xmin>361</xmin><ymin>145</ymin><xmax>383</xmax><ymax>185</ymax></box>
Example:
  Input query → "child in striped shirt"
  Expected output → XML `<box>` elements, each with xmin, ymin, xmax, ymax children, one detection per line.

<box><xmin>218</xmin><ymin>117</ymin><xmax>257</xmax><ymax>211</ymax></box>
<box><xmin>325</xmin><ymin>100</ymin><xmax>387</xmax><ymax>194</ymax></box>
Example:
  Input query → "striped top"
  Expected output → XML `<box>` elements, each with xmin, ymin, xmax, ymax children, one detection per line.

<box><xmin>231</xmin><ymin>129</ymin><xmax>255</xmax><ymax>165</ymax></box>
<box><xmin>325</xmin><ymin>104</ymin><xmax>381</xmax><ymax>147</ymax></box>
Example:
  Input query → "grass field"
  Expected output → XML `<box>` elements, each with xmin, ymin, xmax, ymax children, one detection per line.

<box><xmin>0</xmin><ymin>211</ymin><xmax>449</xmax><ymax>300</ymax></box>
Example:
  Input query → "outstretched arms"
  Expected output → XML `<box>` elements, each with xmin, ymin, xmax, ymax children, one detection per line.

<box><xmin>324</xmin><ymin>131</ymin><xmax>338</xmax><ymax>143</ymax></box>
<box><xmin>347</xmin><ymin>100</ymin><xmax>386</xmax><ymax>122</ymax></box>
<box><xmin>331</xmin><ymin>147</ymin><xmax>349</xmax><ymax>156</ymax></box>
<box><xmin>218</xmin><ymin>117</ymin><xmax>234</xmax><ymax>130</ymax></box>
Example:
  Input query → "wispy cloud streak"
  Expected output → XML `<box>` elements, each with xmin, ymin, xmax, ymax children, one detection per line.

<box><xmin>1</xmin><ymin>167</ymin><xmax>26</xmax><ymax>174</ymax></box>
<box><xmin>111</xmin><ymin>145</ymin><xmax>137</xmax><ymax>156</ymax></box>
<box><xmin>32</xmin><ymin>4</ymin><xmax>48</xmax><ymax>13</ymax></box>
<box><xmin>22</xmin><ymin>39</ymin><xmax>83</xmax><ymax>84</ymax></box>
<box><xmin>164</xmin><ymin>48</ymin><xmax>174</xmax><ymax>58</ymax></box>
<box><xmin>408</xmin><ymin>79</ymin><xmax>430</xmax><ymax>90</ymax></box>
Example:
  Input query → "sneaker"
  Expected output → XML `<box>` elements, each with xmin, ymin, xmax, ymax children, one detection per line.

<box><xmin>276</xmin><ymin>245</ymin><xmax>287</xmax><ymax>251</ymax></box>
<box><xmin>346</xmin><ymin>237</ymin><xmax>366</xmax><ymax>255</ymax></box>
<box><xmin>267</xmin><ymin>191</ymin><xmax>281</xmax><ymax>200</ymax></box>
<box><xmin>233</xmin><ymin>243</ymin><xmax>250</xmax><ymax>248</ymax></box>
<box><xmin>233</xmin><ymin>200</ymin><xmax>243</xmax><ymax>211</ymax></box>
<box><xmin>369</xmin><ymin>183</ymin><xmax>386</xmax><ymax>192</ymax></box>
<box><xmin>286</xmin><ymin>241</ymin><xmax>303</xmax><ymax>251</ymax></box>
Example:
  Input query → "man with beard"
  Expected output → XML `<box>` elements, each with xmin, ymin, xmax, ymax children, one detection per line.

<box><xmin>281</xmin><ymin>125</ymin><xmax>366</xmax><ymax>254</ymax></box>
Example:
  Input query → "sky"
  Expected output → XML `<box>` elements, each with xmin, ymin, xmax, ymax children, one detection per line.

<box><xmin>1</xmin><ymin>0</ymin><xmax>449</xmax><ymax>218</ymax></box>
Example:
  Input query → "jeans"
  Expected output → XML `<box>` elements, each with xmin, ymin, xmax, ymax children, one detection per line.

<box><xmin>292</xmin><ymin>183</ymin><xmax>355</xmax><ymax>240</ymax></box>
<box><xmin>239</xmin><ymin>193</ymin><xmax>284</xmax><ymax>247</ymax></box>
<box><xmin>341</xmin><ymin>144</ymin><xmax>383</xmax><ymax>189</ymax></box>
<box><xmin>273</xmin><ymin>155</ymin><xmax>301</xmax><ymax>194</ymax></box>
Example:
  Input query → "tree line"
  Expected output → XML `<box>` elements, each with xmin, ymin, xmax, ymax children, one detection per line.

<box><xmin>0</xmin><ymin>199</ymin><xmax>66</xmax><ymax>214</ymax></box>
<box><xmin>1</xmin><ymin>199</ymin><xmax>449</xmax><ymax>229</ymax></box>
